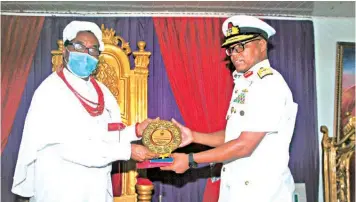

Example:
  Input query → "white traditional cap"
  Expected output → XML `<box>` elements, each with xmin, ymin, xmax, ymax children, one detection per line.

<box><xmin>63</xmin><ymin>21</ymin><xmax>104</xmax><ymax>51</ymax></box>
<box><xmin>221</xmin><ymin>15</ymin><xmax>276</xmax><ymax>48</ymax></box>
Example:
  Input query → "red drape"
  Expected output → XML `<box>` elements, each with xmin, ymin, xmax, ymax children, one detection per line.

<box><xmin>1</xmin><ymin>16</ymin><xmax>45</xmax><ymax>154</ymax></box>
<box><xmin>153</xmin><ymin>17</ymin><xmax>232</xmax><ymax>202</ymax></box>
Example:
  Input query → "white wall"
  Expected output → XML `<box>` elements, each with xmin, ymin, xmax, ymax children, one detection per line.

<box><xmin>313</xmin><ymin>17</ymin><xmax>355</xmax><ymax>202</ymax></box>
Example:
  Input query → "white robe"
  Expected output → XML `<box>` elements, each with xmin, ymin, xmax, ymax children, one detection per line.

<box><xmin>12</xmin><ymin>68</ymin><xmax>140</xmax><ymax>202</ymax></box>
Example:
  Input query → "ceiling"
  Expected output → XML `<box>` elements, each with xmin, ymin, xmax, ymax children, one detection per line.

<box><xmin>1</xmin><ymin>1</ymin><xmax>355</xmax><ymax>18</ymax></box>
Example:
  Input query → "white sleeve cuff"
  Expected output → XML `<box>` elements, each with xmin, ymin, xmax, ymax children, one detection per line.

<box><xmin>60</xmin><ymin>141</ymin><xmax>133</xmax><ymax>167</ymax></box>
<box><xmin>120</xmin><ymin>124</ymin><xmax>141</xmax><ymax>143</ymax></box>
<box><xmin>110</xmin><ymin>142</ymin><xmax>132</xmax><ymax>161</ymax></box>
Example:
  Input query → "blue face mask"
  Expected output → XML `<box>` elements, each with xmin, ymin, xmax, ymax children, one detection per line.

<box><xmin>66</xmin><ymin>51</ymin><xmax>99</xmax><ymax>78</ymax></box>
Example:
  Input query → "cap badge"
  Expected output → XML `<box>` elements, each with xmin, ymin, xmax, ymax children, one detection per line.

<box><xmin>227</xmin><ymin>22</ymin><xmax>240</xmax><ymax>37</ymax></box>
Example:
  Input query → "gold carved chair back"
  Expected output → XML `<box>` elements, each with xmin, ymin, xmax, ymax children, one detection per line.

<box><xmin>321</xmin><ymin>114</ymin><xmax>355</xmax><ymax>202</ymax></box>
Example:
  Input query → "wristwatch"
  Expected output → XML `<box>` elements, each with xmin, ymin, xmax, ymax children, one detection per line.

<box><xmin>188</xmin><ymin>153</ymin><xmax>198</xmax><ymax>168</ymax></box>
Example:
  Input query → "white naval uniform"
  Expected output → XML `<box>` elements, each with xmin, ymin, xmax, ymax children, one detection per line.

<box><xmin>12</xmin><ymin>68</ymin><xmax>140</xmax><ymax>202</ymax></box>
<box><xmin>219</xmin><ymin>59</ymin><xmax>298</xmax><ymax>202</ymax></box>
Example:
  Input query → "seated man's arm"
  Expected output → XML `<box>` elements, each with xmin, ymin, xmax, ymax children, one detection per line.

<box><xmin>32</xmin><ymin>88</ymin><xmax>151</xmax><ymax>168</ymax></box>
<box><xmin>59</xmin><ymin>138</ymin><xmax>133</xmax><ymax>167</ymax></box>
<box><xmin>101</xmin><ymin>85</ymin><xmax>141</xmax><ymax>143</ymax></box>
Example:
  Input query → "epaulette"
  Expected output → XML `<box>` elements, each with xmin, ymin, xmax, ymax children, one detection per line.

<box><xmin>257</xmin><ymin>67</ymin><xmax>273</xmax><ymax>79</ymax></box>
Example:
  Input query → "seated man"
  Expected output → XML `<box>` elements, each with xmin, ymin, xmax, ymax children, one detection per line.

<box><xmin>12</xmin><ymin>21</ymin><xmax>157</xmax><ymax>202</ymax></box>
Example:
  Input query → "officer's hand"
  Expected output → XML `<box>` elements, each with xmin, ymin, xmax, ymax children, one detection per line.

<box><xmin>136</xmin><ymin>117</ymin><xmax>160</xmax><ymax>137</ymax></box>
<box><xmin>160</xmin><ymin>153</ymin><xmax>189</xmax><ymax>174</ymax></box>
<box><xmin>171</xmin><ymin>118</ymin><xmax>193</xmax><ymax>147</ymax></box>
<box><xmin>131</xmin><ymin>144</ymin><xmax>158</xmax><ymax>162</ymax></box>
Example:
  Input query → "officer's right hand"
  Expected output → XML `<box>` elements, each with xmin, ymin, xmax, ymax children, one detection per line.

<box><xmin>130</xmin><ymin>144</ymin><xmax>158</xmax><ymax>162</ymax></box>
<box><xmin>171</xmin><ymin>118</ymin><xmax>193</xmax><ymax>147</ymax></box>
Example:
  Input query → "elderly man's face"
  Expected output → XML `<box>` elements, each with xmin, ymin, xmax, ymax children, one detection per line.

<box><xmin>64</xmin><ymin>31</ymin><xmax>100</xmax><ymax>60</ymax></box>
<box><xmin>229</xmin><ymin>38</ymin><xmax>267</xmax><ymax>73</ymax></box>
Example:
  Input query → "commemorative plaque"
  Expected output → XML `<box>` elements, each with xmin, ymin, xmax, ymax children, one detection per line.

<box><xmin>142</xmin><ymin>120</ymin><xmax>182</xmax><ymax>157</ymax></box>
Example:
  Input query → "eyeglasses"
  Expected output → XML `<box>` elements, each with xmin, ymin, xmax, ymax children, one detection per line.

<box><xmin>225</xmin><ymin>39</ymin><xmax>261</xmax><ymax>56</ymax></box>
<box><xmin>65</xmin><ymin>41</ymin><xmax>100</xmax><ymax>56</ymax></box>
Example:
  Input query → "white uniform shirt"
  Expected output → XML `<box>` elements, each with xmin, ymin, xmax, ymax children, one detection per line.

<box><xmin>12</xmin><ymin>68</ymin><xmax>140</xmax><ymax>202</ymax></box>
<box><xmin>219</xmin><ymin>59</ymin><xmax>298</xmax><ymax>202</ymax></box>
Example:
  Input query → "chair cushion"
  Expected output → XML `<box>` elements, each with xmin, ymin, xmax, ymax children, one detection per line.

<box><xmin>112</xmin><ymin>173</ymin><xmax>122</xmax><ymax>196</ymax></box>
<box><xmin>137</xmin><ymin>177</ymin><xmax>153</xmax><ymax>186</ymax></box>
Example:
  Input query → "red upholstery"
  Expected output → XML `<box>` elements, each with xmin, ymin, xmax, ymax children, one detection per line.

<box><xmin>137</xmin><ymin>177</ymin><xmax>153</xmax><ymax>186</ymax></box>
<box><xmin>112</xmin><ymin>173</ymin><xmax>122</xmax><ymax>196</ymax></box>
<box><xmin>202</xmin><ymin>179</ymin><xmax>221</xmax><ymax>202</ymax></box>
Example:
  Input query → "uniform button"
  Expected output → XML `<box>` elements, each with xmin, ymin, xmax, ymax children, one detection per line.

<box><xmin>245</xmin><ymin>181</ymin><xmax>249</xmax><ymax>185</ymax></box>
<box><xmin>240</xmin><ymin>110</ymin><xmax>245</xmax><ymax>116</ymax></box>
<box><xmin>222</xmin><ymin>167</ymin><xmax>226</xmax><ymax>172</ymax></box>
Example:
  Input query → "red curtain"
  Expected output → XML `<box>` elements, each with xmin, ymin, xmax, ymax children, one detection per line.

<box><xmin>1</xmin><ymin>16</ymin><xmax>45</xmax><ymax>154</ymax></box>
<box><xmin>153</xmin><ymin>17</ymin><xmax>232</xmax><ymax>202</ymax></box>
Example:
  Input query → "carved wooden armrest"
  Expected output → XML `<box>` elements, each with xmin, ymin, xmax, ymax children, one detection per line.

<box><xmin>136</xmin><ymin>178</ymin><xmax>154</xmax><ymax>202</ymax></box>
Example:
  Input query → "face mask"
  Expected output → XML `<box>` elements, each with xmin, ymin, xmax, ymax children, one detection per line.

<box><xmin>66</xmin><ymin>51</ymin><xmax>99</xmax><ymax>78</ymax></box>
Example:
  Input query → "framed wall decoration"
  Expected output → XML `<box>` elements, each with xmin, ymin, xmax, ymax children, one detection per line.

<box><xmin>334</xmin><ymin>42</ymin><xmax>355</xmax><ymax>141</ymax></box>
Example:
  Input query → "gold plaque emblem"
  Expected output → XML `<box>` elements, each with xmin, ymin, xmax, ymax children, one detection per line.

<box><xmin>142</xmin><ymin>120</ymin><xmax>182</xmax><ymax>157</ymax></box>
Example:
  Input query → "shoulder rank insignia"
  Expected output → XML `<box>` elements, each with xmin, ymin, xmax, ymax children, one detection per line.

<box><xmin>257</xmin><ymin>67</ymin><xmax>273</xmax><ymax>79</ymax></box>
